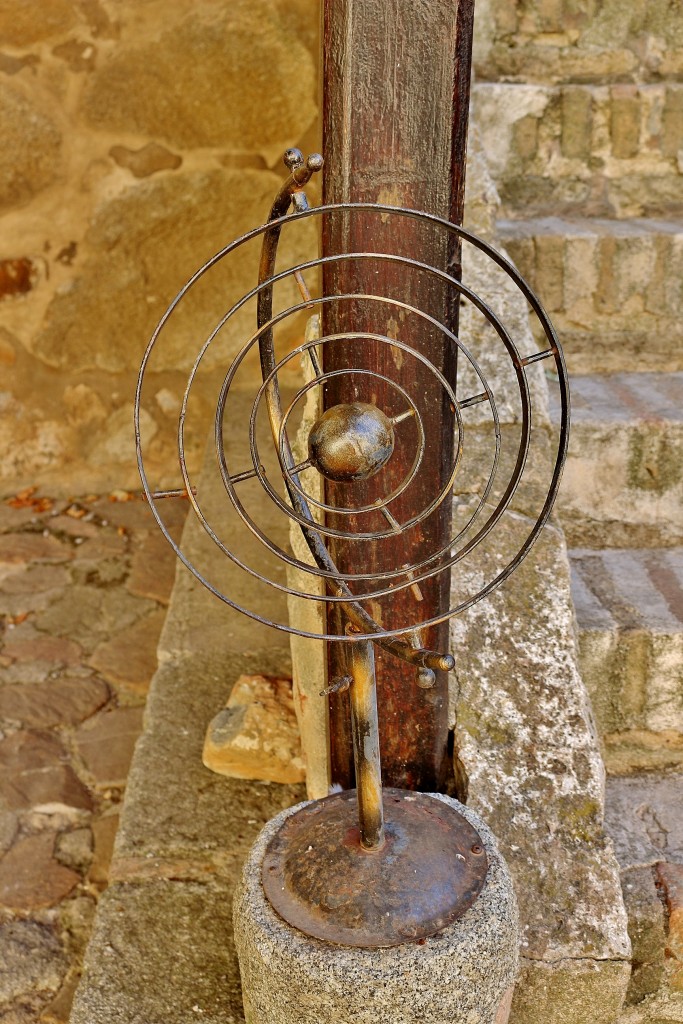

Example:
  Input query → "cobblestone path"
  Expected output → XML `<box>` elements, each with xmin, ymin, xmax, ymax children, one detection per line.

<box><xmin>0</xmin><ymin>490</ymin><xmax>186</xmax><ymax>1022</ymax></box>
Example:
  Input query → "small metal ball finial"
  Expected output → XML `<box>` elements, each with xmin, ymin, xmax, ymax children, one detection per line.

<box><xmin>283</xmin><ymin>147</ymin><xmax>304</xmax><ymax>170</ymax></box>
<box><xmin>307</xmin><ymin>402</ymin><xmax>395</xmax><ymax>483</ymax></box>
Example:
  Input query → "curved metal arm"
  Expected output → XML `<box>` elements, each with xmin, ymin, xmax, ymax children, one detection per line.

<box><xmin>256</xmin><ymin>149</ymin><xmax>454</xmax><ymax>675</ymax></box>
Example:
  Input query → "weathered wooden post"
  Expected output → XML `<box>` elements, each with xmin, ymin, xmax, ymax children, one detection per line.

<box><xmin>322</xmin><ymin>0</ymin><xmax>475</xmax><ymax>792</ymax></box>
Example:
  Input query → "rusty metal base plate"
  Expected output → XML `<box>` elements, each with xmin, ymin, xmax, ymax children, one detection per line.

<box><xmin>262</xmin><ymin>788</ymin><xmax>488</xmax><ymax>948</ymax></box>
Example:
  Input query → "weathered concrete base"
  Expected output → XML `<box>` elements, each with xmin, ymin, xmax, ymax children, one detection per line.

<box><xmin>234</xmin><ymin>795</ymin><xmax>519</xmax><ymax>1024</ymax></box>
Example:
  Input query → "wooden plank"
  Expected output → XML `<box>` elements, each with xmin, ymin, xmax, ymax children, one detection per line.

<box><xmin>321</xmin><ymin>0</ymin><xmax>475</xmax><ymax>790</ymax></box>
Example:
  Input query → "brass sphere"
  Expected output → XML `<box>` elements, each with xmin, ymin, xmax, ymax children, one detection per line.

<box><xmin>307</xmin><ymin>402</ymin><xmax>395</xmax><ymax>483</ymax></box>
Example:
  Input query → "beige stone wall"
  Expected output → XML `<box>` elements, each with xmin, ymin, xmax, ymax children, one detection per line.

<box><xmin>473</xmin><ymin>0</ymin><xmax>683</xmax><ymax>219</ymax></box>
<box><xmin>0</xmin><ymin>0</ymin><xmax>319</xmax><ymax>497</ymax></box>
<box><xmin>473</xmin><ymin>0</ymin><xmax>683</xmax><ymax>85</ymax></box>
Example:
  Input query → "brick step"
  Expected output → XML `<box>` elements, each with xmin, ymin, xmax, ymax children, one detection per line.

<box><xmin>570</xmin><ymin>548</ymin><xmax>683</xmax><ymax>774</ymax></box>
<box><xmin>548</xmin><ymin>373</ymin><xmax>683</xmax><ymax>546</ymax></box>
<box><xmin>603</xmin><ymin>773</ymin><xmax>683</xmax><ymax>1012</ymax></box>
<box><xmin>473</xmin><ymin>82</ymin><xmax>683</xmax><ymax>221</ymax></box>
<box><xmin>497</xmin><ymin>216</ymin><xmax>683</xmax><ymax>375</ymax></box>
<box><xmin>473</xmin><ymin>0</ymin><xmax>683</xmax><ymax>89</ymax></box>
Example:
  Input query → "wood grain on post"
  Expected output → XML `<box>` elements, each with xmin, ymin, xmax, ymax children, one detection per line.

<box><xmin>321</xmin><ymin>0</ymin><xmax>476</xmax><ymax>791</ymax></box>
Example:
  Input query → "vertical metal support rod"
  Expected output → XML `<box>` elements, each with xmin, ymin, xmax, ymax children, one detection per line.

<box><xmin>347</xmin><ymin>628</ymin><xmax>385</xmax><ymax>851</ymax></box>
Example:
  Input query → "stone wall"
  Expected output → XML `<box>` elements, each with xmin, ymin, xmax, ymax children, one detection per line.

<box><xmin>473</xmin><ymin>0</ymin><xmax>683</xmax><ymax>219</ymax></box>
<box><xmin>0</xmin><ymin>0</ymin><xmax>318</xmax><ymax>497</ymax></box>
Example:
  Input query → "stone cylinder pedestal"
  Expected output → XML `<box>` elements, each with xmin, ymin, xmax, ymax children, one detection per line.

<box><xmin>233</xmin><ymin>794</ymin><xmax>519</xmax><ymax>1024</ymax></box>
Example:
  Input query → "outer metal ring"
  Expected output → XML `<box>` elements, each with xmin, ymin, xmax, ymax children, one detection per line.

<box><xmin>135</xmin><ymin>202</ymin><xmax>569</xmax><ymax>641</ymax></box>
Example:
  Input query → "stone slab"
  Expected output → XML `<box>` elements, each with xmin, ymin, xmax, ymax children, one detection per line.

<box><xmin>451</xmin><ymin>518</ymin><xmax>631</xmax><ymax>1023</ymax></box>
<box><xmin>605</xmin><ymin>774</ymin><xmax>683</xmax><ymax>869</ymax></box>
<box><xmin>0</xmin><ymin>677</ymin><xmax>110</xmax><ymax>729</ymax></box>
<box><xmin>500</xmin><ymin>215</ymin><xmax>683</xmax><ymax>375</ymax></box>
<box><xmin>70</xmin><ymin>879</ymin><xmax>245</xmax><ymax>1024</ymax></box>
<box><xmin>621</xmin><ymin>866</ymin><xmax>667</xmax><ymax>1004</ymax></box>
<box><xmin>571</xmin><ymin>548</ymin><xmax>683</xmax><ymax>771</ymax></box>
<box><xmin>0</xmin><ymin>833</ymin><xmax>79</xmax><ymax>912</ymax></box>
<box><xmin>0</xmin><ymin>730</ymin><xmax>92</xmax><ymax>812</ymax></box>
<box><xmin>453</xmin><ymin>168</ymin><xmax>631</xmax><ymax>1020</ymax></box>
<box><xmin>0</xmin><ymin>920</ymin><xmax>65</xmax><ymax>1011</ymax></box>
<box><xmin>75</xmin><ymin>707</ymin><xmax>145</xmax><ymax>787</ymax></box>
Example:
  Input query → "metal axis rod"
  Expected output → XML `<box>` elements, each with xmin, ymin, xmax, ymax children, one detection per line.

<box><xmin>347</xmin><ymin>626</ymin><xmax>385</xmax><ymax>850</ymax></box>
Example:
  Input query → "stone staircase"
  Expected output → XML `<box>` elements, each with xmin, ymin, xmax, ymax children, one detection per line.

<box><xmin>498</xmin><ymin>218</ymin><xmax>683</xmax><ymax>375</ymax></box>
<box><xmin>473</xmin><ymin>2</ymin><xmax>683</xmax><ymax>1017</ymax></box>
<box><xmin>571</xmin><ymin>547</ymin><xmax>683</xmax><ymax>775</ymax></box>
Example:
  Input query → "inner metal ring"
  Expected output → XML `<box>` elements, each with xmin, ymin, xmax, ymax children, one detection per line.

<box><xmin>192</xmin><ymin>281</ymin><xmax>521</xmax><ymax>616</ymax></box>
<box><xmin>211</xmin><ymin>291</ymin><xmax>502</xmax><ymax>587</ymax></box>
<box><xmin>211</xmin><ymin>292</ymin><xmax>501</xmax><ymax>585</ymax></box>
<box><xmin>242</xmin><ymin>337</ymin><xmax>459</xmax><ymax>541</ymax></box>
<box><xmin>276</xmin><ymin>367</ymin><xmax>425</xmax><ymax>517</ymax></box>
<box><xmin>220</xmin><ymin>331</ymin><xmax>463</xmax><ymax>553</ymax></box>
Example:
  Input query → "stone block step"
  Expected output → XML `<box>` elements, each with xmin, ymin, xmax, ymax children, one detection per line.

<box><xmin>496</xmin><ymin>216</ymin><xmax>683</xmax><ymax>375</ymax></box>
<box><xmin>548</xmin><ymin>373</ymin><xmax>683</xmax><ymax>546</ymax></box>
<box><xmin>603</xmin><ymin>773</ymin><xmax>683</xmax><ymax>1014</ymax></box>
<box><xmin>570</xmin><ymin>548</ymin><xmax>683</xmax><ymax>774</ymax></box>
<box><xmin>473</xmin><ymin>82</ymin><xmax>683</xmax><ymax>220</ymax></box>
<box><xmin>473</xmin><ymin>0</ymin><xmax>683</xmax><ymax>88</ymax></box>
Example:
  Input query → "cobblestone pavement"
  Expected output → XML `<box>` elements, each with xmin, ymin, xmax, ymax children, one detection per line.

<box><xmin>0</xmin><ymin>489</ymin><xmax>186</xmax><ymax>1023</ymax></box>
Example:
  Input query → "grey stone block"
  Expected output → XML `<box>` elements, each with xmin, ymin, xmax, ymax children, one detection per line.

<box><xmin>451</xmin><ymin>515</ymin><xmax>631</xmax><ymax>1022</ymax></box>
<box><xmin>605</xmin><ymin>775</ymin><xmax>683</xmax><ymax>869</ymax></box>
<box><xmin>234</xmin><ymin>795</ymin><xmax>519</xmax><ymax>1024</ymax></box>
<box><xmin>70</xmin><ymin>880</ymin><xmax>244</xmax><ymax>1024</ymax></box>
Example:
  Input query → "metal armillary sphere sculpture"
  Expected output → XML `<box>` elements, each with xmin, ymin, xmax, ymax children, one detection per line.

<box><xmin>135</xmin><ymin>148</ymin><xmax>569</xmax><ymax>949</ymax></box>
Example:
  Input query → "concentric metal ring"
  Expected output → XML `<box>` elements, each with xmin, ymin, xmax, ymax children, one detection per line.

<box><xmin>277</xmin><ymin>368</ymin><xmax>424</xmax><ymax>518</ymax></box>
<box><xmin>209</xmin><ymin>289</ymin><xmax>502</xmax><ymax>588</ymax></box>
<box><xmin>239</xmin><ymin>334</ymin><xmax>462</xmax><ymax>542</ymax></box>
<box><xmin>135</xmin><ymin>202</ymin><xmax>569</xmax><ymax>641</ymax></box>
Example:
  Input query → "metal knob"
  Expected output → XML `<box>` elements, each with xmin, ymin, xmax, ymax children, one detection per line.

<box><xmin>307</xmin><ymin>401</ymin><xmax>395</xmax><ymax>482</ymax></box>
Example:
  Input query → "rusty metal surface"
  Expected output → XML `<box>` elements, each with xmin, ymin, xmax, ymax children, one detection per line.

<box><xmin>347</xmin><ymin>631</ymin><xmax>384</xmax><ymax>849</ymax></box>
<box><xmin>262</xmin><ymin>789</ymin><xmax>488</xmax><ymax>947</ymax></box>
